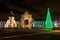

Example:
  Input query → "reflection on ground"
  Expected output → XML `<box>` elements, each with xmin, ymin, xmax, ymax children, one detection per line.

<box><xmin>0</xmin><ymin>29</ymin><xmax>60</xmax><ymax>40</ymax></box>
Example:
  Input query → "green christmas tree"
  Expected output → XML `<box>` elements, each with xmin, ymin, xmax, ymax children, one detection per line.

<box><xmin>45</xmin><ymin>8</ymin><xmax>53</xmax><ymax>30</ymax></box>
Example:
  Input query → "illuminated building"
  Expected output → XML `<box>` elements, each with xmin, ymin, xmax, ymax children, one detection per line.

<box><xmin>32</xmin><ymin>20</ymin><xmax>42</xmax><ymax>29</ymax></box>
<box><xmin>4</xmin><ymin>16</ymin><xmax>17</xmax><ymax>28</ymax></box>
<box><xmin>20</xmin><ymin>11</ymin><xmax>33</xmax><ymax>29</ymax></box>
<box><xmin>54</xmin><ymin>19</ymin><xmax>60</xmax><ymax>28</ymax></box>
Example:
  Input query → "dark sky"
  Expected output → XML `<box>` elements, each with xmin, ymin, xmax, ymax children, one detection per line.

<box><xmin>0</xmin><ymin>0</ymin><xmax>60</xmax><ymax>20</ymax></box>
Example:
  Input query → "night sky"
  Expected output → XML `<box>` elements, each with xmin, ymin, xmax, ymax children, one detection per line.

<box><xmin>0</xmin><ymin>0</ymin><xmax>60</xmax><ymax>20</ymax></box>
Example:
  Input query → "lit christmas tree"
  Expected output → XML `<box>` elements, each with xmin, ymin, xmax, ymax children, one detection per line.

<box><xmin>45</xmin><ymin>8</ymin><xmax>53</xmax><ymax>30</ymax></box>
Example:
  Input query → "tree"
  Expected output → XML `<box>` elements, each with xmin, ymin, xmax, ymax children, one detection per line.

<box><xmin>45</xmin><ymin>8</ymin><xmax>53</xmax><ymax>30</ymax></box>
